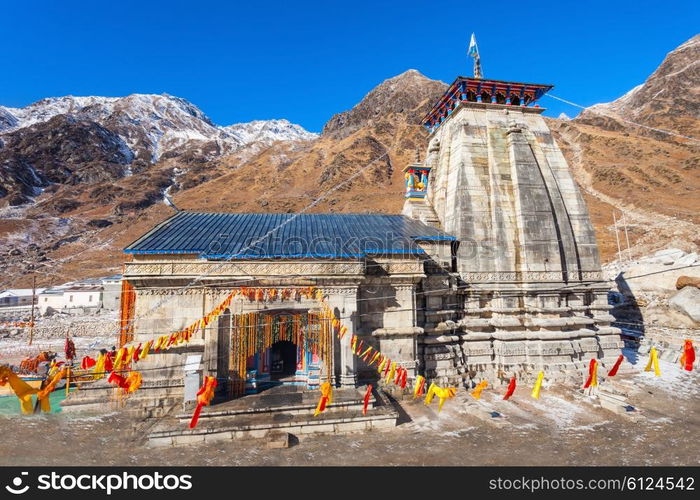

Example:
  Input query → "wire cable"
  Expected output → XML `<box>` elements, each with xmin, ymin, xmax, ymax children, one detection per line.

<box><xmin>544</xmin><ymin>92</ymin><xmax>700</xmax><ymax>144</ymax></box>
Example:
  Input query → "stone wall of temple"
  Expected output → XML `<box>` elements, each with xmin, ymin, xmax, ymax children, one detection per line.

<box><xmin>64</xmin><ymin>256</ymin><xmax>428</xmax><ymax>414</ymax></box>
<box><xmin>426</xmin><ymin>103</ymin><xmax>600</xmax><ymax>281</ymax></box>
<box><xmin>405</xmin><ymin>101</ymin><xmax>623</xmax><ymax>386</ymax></box>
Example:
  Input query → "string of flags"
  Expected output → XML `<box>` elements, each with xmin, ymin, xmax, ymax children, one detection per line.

<box><xmin>2</xmin><ymin>282</ymin><xmax>696</xmax><ymax>421</ymax></box>
<box><xmin>302</xmin><ymin>286</ymin><xmax>698</xmax><ymax>417</ymax></box>
<box><xmin>2</xmin><ymin>289</ymin><xmax>242</xmax><ymax>414</ymax></box>
<box><xmin>313</xmin><ymin>293</ymin><xmax>678</xmax><ymax>416</ymax></box>
<box><xmin>313</xmin><ymin>280</ymin><xmax>698</xmax><ymax>415</ymax></box>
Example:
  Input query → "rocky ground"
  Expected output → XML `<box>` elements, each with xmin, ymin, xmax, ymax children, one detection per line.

<box><xmin>606</xmin><ymin>247</ymin><xmax>700</xmax><ymax>334</ymax></box>
<box><xmin>1</xmin><ymin>353</ymin><xmax>697</xmax><ymax>466</ymax></box>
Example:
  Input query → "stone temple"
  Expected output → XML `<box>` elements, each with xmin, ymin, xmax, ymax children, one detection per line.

<box><xmin>405</xmin><ymin>76</ymin><xmax>622</xmax><ymax>383</ymax></box>
<box><xmin>65</xmin><ymin>72</ymin><xmax>622</xmax><ymax>418</ymax></box>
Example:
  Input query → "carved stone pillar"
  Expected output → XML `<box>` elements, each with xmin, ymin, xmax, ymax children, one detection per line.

<box><xmin>325</xmin><ymin>287</ymin><xmax>358</xmax><ymax>387</ymax></box>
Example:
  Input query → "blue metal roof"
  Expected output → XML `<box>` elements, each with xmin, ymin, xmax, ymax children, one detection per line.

<box><xmin>124</xmin><ymin>212</ymin><xmax>454</xmax><ymax>259</ymax></box>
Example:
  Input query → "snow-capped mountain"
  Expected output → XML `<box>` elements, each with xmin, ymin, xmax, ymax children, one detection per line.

<box><xmin>223</xmin><ymin>119</ymin><xmax>318</xmax><ymax>145</ymax></box>
<box><xmin>585</xmin><ymin>84</ymin><xmax>644</xmax><ymax>117</ymax></box>
<box><xmin>0</xmin><ymin>94</ymin><xmax>317</xmax><ymax>162</ymax></box>
<box><xmin>0</xmin><ymin>93</ymin><xmax>318</xmax><ymax>206</ymax></box>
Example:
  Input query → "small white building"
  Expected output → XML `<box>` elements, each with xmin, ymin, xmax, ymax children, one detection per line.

<box><xmin>63</xmin><ymin>285</ymin><xmax>103</xmax><ymax>311</ymax></box>
<box><xmin>38</xmin><ymin>288</ymin><xmax>67</xmax><ymax>315</ymax></box>
<box><xmin>38</xmin><ymin>282</ymin><xmax>109</xmax><ymax>315</ymax></box>
<box><xmin>0</xmin><ymin>289</ymin><xmax>46</xmax><ymax>309</ymax></box>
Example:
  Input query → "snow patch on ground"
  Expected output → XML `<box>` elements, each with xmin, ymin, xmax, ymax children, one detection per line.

<box><xmin>631</xmin><ymin>356</ymin><xmax>699</xmax><ymax>399</ymax></box>
<box><xmin>520</xmin><ymin>394</ymin><xmax>587</xmax><ymax>428</ymax></box>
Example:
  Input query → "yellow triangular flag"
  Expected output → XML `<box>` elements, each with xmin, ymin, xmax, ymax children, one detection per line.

<box><xmin>531</xmin><ymin>371</ymin><xmax>544</xmax><ymax>399</ymax></box>
<box><xmin>645</xmin><ymin>347</ymin><xmax>661</xmax><ymax>376</ymax></box>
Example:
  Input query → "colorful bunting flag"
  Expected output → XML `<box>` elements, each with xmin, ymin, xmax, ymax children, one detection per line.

<box><xmin>189</xmin><ymin>376</ymin><xmax>218</xmax><ymax>429</ymax></box>
<box><xmin>470</xmin><ymin>380</ymin><xmax>488</xmax><ymax>399</ymax></box>
<box><xmin>362</xmin><ymin>384</ymin><xmax>373</xmax><ymax>415</ymax></box>
<box><xmin>531</xmin><ymin>371</ymin><xmax>544</xmax><ymax>399</ymax></box>
<box><xmin>413</xmin><ymin>375</ymin><xmax>426</xmax><ymax>398</ymax></box>
<box><xmin>607</xmin><ymin>354</ymin><xmax>624</xmax><ymax>377</ymax></box>
<box><xmin>424</xmin><ymin>382</ymin><xmax>457</xmax><ymax>412</ymax></box>
<box><xmin>680</xmin><ymin>340</ymin><xmax>695</xmax><ymax>372</ymax></box>
<box><xmin>583</xmin><ymin>359</ymin><xmax>598</xmax><ymax>388</ymax></box>
<box><xmin>386</xmin><ymin>362</ymin><xmax>396</xmax><ymax>384</ymax></box>
<box><xmin>503</xmin><ymin>376</ymin><xmax>516</xmax><ymax>400</ymax></box>
<box><xmin>645</xmin><ymin>347</ymin><xmax>661</xmax><ymax>376</ymax></box>
<box><xmin>81</xmin><ymin>356</ymin><xmax>96</xmax><ymax>370</ymax></box>
<box><xmin>313</xmin><ymin>382</ymin><xmax>333</xmax><ymax>417</ymax></box>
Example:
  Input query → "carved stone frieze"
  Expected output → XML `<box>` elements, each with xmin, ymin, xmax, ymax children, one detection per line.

<box><xmin>125</xmin><ymin>261</ymin><xmax>365</xmax><ymax>278</ymax></box>
<box><xmin>461</xmin><ymin>270</ymin><xmax>603</xmax><ymax>282</ymax></box>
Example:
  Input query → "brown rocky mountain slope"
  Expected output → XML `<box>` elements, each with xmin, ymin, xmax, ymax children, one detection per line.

<box><xmin>548</xmin><ymin>34</ymin><xmax>699</xmax><ymax>261</ymax></box>
<box><xmin>1</xmin><ymin>36</ymin><xmax>697</xmax><ymax>288</ymax></box>
<box><xmin>0</xmin><ymin>70</ymin><xmax>447</xmax><ymax>286</ymax></box>
<box><xmin>0</xmin><ymin>115</ymin><xmax>133</xmax><ymax>205</ymax></box>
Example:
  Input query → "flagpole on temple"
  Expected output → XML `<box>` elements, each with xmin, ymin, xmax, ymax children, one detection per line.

<box><xmin>468</xmin><ymin>33</ymin><xmax>483</xmax><ymax>79</ymax></box>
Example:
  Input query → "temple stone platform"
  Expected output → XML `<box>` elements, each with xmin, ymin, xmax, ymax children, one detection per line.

<box><xmin>145</xmin><ymin>385</ymin><xmax>398</xmax><ymax>447</ymax></box>
<box><xmin>60</xmin><ymin>377</ymin><xmax>184</xmax><ymax>418</ymax></box>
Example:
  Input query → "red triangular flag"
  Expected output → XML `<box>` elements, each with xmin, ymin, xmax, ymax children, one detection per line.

<box><xmin>362</xmin><ymin>384</ymin><xmax>373</xmax><ymax>415</ymax></box>
<box><xmin>607</xmin><ymin>354</ymin><xmax>624</xmax><ymax>377</ymax></box>
<box><xmin>503</xmin><ymin>376</ymin><xmax>516</xmax><ymax>400</ymax></box>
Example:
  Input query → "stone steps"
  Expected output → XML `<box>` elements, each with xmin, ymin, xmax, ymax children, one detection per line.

<box><xmin>146</xmin><ymin>389</ymin><xmax>398</xmax><ymax>446</ymax></box>
<box><xmin>175</xmin><ymin>393</ymin><xmax>368</xmax><ymax>421</ymax></box>
<box><xmin>60</xmin><ymin>380</ymin><xmax>184</xmax><ymax>417</ymax></box>
<box><xmin>597</xmin><ymin>386</ymin><xmax>645</xmax><ymax>422</ymax></box>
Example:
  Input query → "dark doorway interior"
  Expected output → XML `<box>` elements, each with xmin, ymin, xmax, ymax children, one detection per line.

<box><xmin>270</xmin><ymin>341</ymin><xmax>297</xmax><ymax>380</ymax></box>
<box><xmin>217</xmin><ymin>308</ymin><xmax>231</xmax><ymax>392</ymax></box>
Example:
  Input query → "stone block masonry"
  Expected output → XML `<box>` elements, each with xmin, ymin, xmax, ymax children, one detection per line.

<box><xmin>405</xmin><ymin>96</ymin><xmax>622</xmax><ymax>383</ymax></box>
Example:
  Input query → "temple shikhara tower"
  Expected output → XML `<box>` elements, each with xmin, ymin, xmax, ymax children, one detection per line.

<box><xmin>64</xmin><ymin>39</ymin><xmax>622</xmax><ymax>434</ymax></box>
<box><xmin>403</xmin><ymin>46</ymin><xmax>622</xmax><ymax>382</ymax></box>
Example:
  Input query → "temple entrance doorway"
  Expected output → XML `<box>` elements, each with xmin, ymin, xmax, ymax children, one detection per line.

<box><xmin>270</xmin><ymin>340</ymin><xmax>298</xmax><ymax>381</ymax></box>
<box><xmin>224</xmin><ymin>307</ymin><xmax>334</xmax><ymax>397</ymax></box>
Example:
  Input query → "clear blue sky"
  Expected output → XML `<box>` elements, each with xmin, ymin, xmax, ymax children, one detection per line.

<box><xmin>4</xmin><ymin>0</ymin><xmax>698</xmax><ymax>132</ymax></box>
